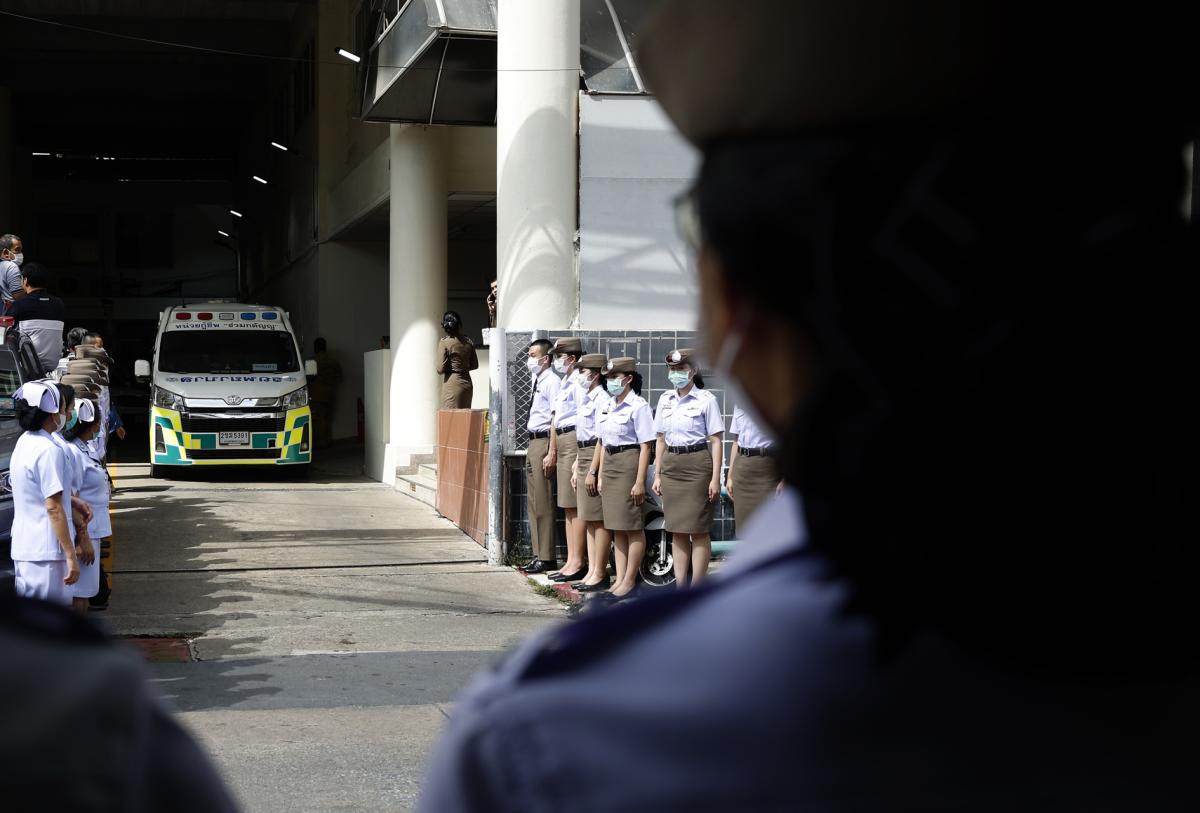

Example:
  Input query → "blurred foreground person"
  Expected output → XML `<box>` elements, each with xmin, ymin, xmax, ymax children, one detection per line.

<box><xmin>0</xmin><ymin>593</ymin><xmax>239</xmax><ymax>811</ymax></box>
<box><xmin>419</xmin><ymin>3</ymin><xmax>1195</xmax><ymax>810</ymax></box>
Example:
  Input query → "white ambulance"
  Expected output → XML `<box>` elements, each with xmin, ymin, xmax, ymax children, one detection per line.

<box><xmin>135</xmin><ymin>303</ymin><xmax>316</xmax><ymax>475</ymax></box>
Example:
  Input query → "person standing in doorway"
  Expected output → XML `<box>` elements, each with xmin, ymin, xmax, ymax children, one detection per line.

<box><xmin>436</xmin><ymin>311</ymin><xmax>478</xmax><ymax>409</ymax></box>
<box><xmin>309</xmin><ymin>337</ymin><xmax>342</xmax><ymax>450</ymax></box>
<box><xmin>10</xmin><ymin>263</ymin><xmax>65</xmax><ymax>374</ymax></box>
<box><xmin>0</xmin><ymin>233</ymin><xmax>26</xmax><ymax>312</ymax></box>
<box><xmin>547</xmin><ymin>337</ymin><xmax>586</xmax><ymax>584</ymax></box>
<box><xmin>523</xmin><ymin>339</ymin><xmax>561</xmax><ymax>574</ymax></box>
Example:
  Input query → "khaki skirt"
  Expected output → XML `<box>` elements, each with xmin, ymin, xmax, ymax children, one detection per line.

<box><xmin>600</xmin><ymin>446</ymin><xmax>643</xmax><ymax>531</ymax></box>
<box><xmin>661</xmin><ymin>449</ymin><xmax>715</xmax><ymax>535</ymax></box>
<box><xmin>555</xmin><ymin>431</ymin><xmax>579</xmax><ymax>509</ymax></box>
<box><xmin>575</xmin><ymin>445</ymin><xmax>603</xmax><ymax>521</ymax></box>
<box><xmin>731</xmin><ymin>453</ymin><xmax>780</xmax><ymax>529</ymax></box>
<box><xmin>441</xmin><ymin>374</ymin><xmax>472</xmax><ymax>409</ymax></box>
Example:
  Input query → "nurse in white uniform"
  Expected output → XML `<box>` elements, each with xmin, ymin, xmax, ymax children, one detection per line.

<box><xmin>64</xmin><ymin>398</ymin><xmax>109</xmax><ymax>613</ymax></box>
<box><xmin>8</xmin><ymin>381</ymin><xmax>88</xmax><ymax>605</ymax></box>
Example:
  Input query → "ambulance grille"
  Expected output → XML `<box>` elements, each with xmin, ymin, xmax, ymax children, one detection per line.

<box><xmin>181</xmin><ymin>417</ymin><xmax>286</xmax><ymax>434</ymax></box>
<box><xmin>187</xmin><ymin>449</ymin><xmax>283</xmax><ymax>461</ymax></box>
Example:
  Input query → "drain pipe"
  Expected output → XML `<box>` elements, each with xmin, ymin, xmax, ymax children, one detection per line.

<box><xmin>485</xmin><ymin>328</ymin><xmax>506</xmax><ymax>566</ymax></box>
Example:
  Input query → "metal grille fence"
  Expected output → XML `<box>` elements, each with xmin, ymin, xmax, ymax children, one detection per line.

<box><xmin>502</xmin><ymin>330</ymin><xmax>534</xmax><ymax>452</ymax></box>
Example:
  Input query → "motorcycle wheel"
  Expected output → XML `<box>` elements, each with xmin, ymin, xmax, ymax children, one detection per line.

<box><xmin>639</xmin><ymin>522</ymin><xmax>676</xmax><ymax>588</ymax></box>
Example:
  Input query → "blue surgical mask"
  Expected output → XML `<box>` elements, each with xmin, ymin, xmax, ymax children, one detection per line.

<box><xmin>606</xmin><ymin>378</ymin><xmax>624</xmax><ymax>396</ymax></box>
<box><xmin>668</xmin><ymin>370</ymin><xmax>691</xmax><ymax>390</ymax></box>
<box><xmin>64</xmin><ymin>409</ymin><xmax>79</xmax><ymax>432</ymax></box>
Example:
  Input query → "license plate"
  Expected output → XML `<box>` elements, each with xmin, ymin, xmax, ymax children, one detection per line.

<box><xmin>219</xmin><ymin>431</ymin><xmax>250</xmax><ymax>446</ymax></box>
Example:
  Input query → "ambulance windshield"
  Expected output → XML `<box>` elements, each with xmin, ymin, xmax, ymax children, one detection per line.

<box><xmin>159</xmin><ymin>330</ymin><xmax>300</xmax><ymax>374</ymax></box>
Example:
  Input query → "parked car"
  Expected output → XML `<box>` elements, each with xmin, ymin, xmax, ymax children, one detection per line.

<box><xmin>1</xmin><ymin>317</ymin><xmax>50</xmax><ymax>592</ymax></box>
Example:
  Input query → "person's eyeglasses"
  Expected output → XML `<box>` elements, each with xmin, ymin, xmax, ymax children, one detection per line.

<box><xmin>673</xmin><ymin>185</ymin><xmax>701</xmax><ymax>253</ymax></box>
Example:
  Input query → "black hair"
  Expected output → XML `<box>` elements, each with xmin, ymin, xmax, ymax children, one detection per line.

<box><xmin>16</xmin><ymin>401</ymin><xmax>52</xmax><ymax>432</ymax></box>
<box><xmin>314</xmin><ymin>337</ymin><xmax>327</xmax><ymax>353</ymax></box>
<box><xmin>66</xmin><ymin>327</ymin><xmax>88</xmax><ymax>350</ymax></box>
<box><xmin>691</xmin><ymin>372</ymin><xmax>705</xmax><ymax>389</ymax></box>
<box><xmin>698</xmin><ymin>128</ymin><xmax>1192</xmax><ymax>674</ymax></box>
<box><xmin>20</xmin><ymin>262</ymin><xmax>50</xmax><ymax>289</ymax></box>
<box><xmin>608</xmin><ymin>370</ymin><xmax>644</xmax><ymax>396</ymax></box>
<box><xmin>442</xmin><ymin>311</ymin><xmax>462</xmax><ymax>336</ymax></box>
<box><xmin>55</xmin><ymin>384</ymin><xmax>75</xmax><ymax>412</ymax></box>
<box><xmin>528</xmin><ymin>339</ymin><xmax>552</xmax><ymax>356</ymax></box>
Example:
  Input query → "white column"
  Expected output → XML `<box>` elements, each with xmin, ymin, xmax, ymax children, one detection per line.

<box><xmin>496</xmin><ymin>0</ymin><xmax>580</xmax><ymax>330</ymax></box>
<box><xmin>386</xmin><ymin>124</ymin><xmax>448</xmax><ymax>477</ymax></box>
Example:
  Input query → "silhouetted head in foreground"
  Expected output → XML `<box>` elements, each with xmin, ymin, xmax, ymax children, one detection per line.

<box><xmin>643</xmin><ymin>0</ymin><xmax>1194</xmax><ymax>675</ymax></box>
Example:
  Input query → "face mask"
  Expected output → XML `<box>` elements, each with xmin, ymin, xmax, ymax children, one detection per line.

<box><xmin>668</xmin><ymin>370</ymin><xmax>691</xmax><ymax>390</ymax></box>
<box><xmin>527</xmin><ymin>357</ymin><xmax>543</xmax><ymax>374</ymax></box>
<box><xmin>576</xmin><ymin>372</ymin><xmax>593</xmax><ymax>390</ymax></box>
<box><xmin>553</xmin><ymin>357</ymin><xmax>569</xmax><ymax>374</ymax></box>
<box><xmin>13</xmin><ymin>254</ymin><xmax>23</xmax><ymax>267</ymax></box>
<box><xmin>52</xmin><ymin>412</ymin><xmax>66</xmax><ymax>432</ymax></box>
<box><xmin>710</xmin><ymin>309</ymin><xmax>777</xmax><ymax>444</ymax></box>
<box><xmin>64</xmin><ymin>409</ymin><xmax>79</xmax><ymax>432</ymax></box>
<box><xmin>606</xmin><ymin>378</ymin><xmax>625</xmax><ymax>396</ymax></box>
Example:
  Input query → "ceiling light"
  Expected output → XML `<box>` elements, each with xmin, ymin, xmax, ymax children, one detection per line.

<box><xmin>336</xmin><ymin>48</ymin><xmax>361</xmax><ymax>63</ymax></box>
<box><xmin>270</xmin><ymin>142</ymin><xmax>288</xmax><ymax>152</ymax></box>
<box><xmin>31</xmin><ymin>152</ymin><xmax>50</xmax><ymax>157</ymax></box>
<box><xmin>218</xmin><ymin>230</ymin><xmax>231</xmax><ymax>238</ymax></box>
<box><xmin>252</xmin><ymin>175</ymin><xmax>268</xmax><ymax>184</ymax></box>
<box><xmin>230</xmin><ymin>210</ymin><xmax>243</xmax><ymax>218</ymax></box>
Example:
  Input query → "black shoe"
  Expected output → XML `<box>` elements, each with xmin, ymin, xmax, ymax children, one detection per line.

<box><xmin>576</xmin><ymin>578</ymin><xmax>612</xmax><ymax>593</ymax></box>
<box><xmin>521</xmin><ymin>556</ymin><xmax>540</xmax><ymax>570</ymax></box>
<box><xmin>550</xmin><ymin>567</ymin><xmax>588</xmax><ymax>582</ymax></box>
<box><xmin>524</xmin><ymin>559</ymin><xmax>558</xmax><ymax>575</ymax></box>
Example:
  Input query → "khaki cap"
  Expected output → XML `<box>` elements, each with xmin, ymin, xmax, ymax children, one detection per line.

<box><xmin>578</xmin><ymin>353</ymin><xmax>608</xmax><ymax>370</ymax></box>
<box><xmin>665</xmin><ymin>348</ymin><xmax>696</xmax><ymax>366</ymax></box>
<box><xmin>639</xmin><ymin>1</ymin><xmax>1200</xmax><ymax>148</ymax></box>
<box><xmin>605</xmin><ymin>357</ymin><xmax>637</xmax><ymax>375</ymax></box>
<box><xmin>552</xmin><ymin>337</ymin><xmax>583</xmax><ymax>356</ymax></box>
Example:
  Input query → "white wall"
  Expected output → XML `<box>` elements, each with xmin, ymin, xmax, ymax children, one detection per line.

<box><xmin>578</xmin><ymin>94</ymin><xmax>700</xmax><ymax>330</ymax></box>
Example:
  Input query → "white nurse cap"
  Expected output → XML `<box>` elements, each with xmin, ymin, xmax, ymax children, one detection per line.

<box><xmin>13</xmin><ymin>380</ymin><xmax>60</xmax><ymax>413</ymax></box>
<box><xmin>75</xmin><ymin>398</ymin><xmax>96</xmax><ymax>423</ymax></box>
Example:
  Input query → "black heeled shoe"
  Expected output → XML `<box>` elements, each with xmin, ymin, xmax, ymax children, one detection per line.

<box><xmin>550</xmin><ymin>566</ymin><xmax>589</xmax><ymax>582</ymax></box>
<box><xmin>523</xmin><ymin>559</ymin><xmax>558</xmax><ymax>575</ymax></box>
<box><xmin>576</xmin><ymin>578</ymin><xmax>612</xmax><ymax>593</ymax></box>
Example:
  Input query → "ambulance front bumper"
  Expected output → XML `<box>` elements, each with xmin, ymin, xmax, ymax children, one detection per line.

<box><xmin>151</xmin><ymin>405</ymin><xmax>312</xmax><ymax>465</ymax></box>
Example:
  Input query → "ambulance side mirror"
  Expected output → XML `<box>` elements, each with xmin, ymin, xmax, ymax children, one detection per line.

<box><xmin>305</xmin><ymin>359</ymin><xmax>318</xmax><ymax>378</ymax></box>
<box><xmin>134</xmin><ymin>359</ymin><xmax>151</xmax><ymax>382</ymax></box>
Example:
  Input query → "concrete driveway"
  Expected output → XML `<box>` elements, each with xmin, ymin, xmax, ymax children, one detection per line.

<box><xmin>104</xmin><ymin>449</ymin><xmax>564</xmax><ymax>812</ymax></box>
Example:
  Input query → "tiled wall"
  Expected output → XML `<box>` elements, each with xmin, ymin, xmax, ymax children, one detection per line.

<box><xmin>436</xmin><ymin>410</ymin><xmax>489</xmax><ymax>546</ymax></box>
<box><xmin>503</xmin><ymin>329</ymin><xmax>743</xmax><ymax>560</ymax></box>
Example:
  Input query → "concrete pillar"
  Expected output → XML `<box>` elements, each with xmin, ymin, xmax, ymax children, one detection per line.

<box><xmin>386</xmin><ymin>124</ymin><xmax>448</xmax><ymax>475</ymax></box>
<box><xmin>496</xmin><ymin>0</ymin><xmax>580</xmax><ymax>329</ymax></box>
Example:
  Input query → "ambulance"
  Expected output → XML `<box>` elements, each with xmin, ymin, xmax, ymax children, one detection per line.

<box><xmin>135</xmin><ymin>304</ymin><xmax>315</xmax><ymax>475</ymax></box>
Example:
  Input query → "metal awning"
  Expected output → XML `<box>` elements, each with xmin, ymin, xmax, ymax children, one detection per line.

<box><xmin>360</xmin><ymin>0</ymin><xmax>498</xmax><ymax>125</ymax></box>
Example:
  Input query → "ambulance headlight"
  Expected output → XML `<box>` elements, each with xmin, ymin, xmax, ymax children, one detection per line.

<box><xmin>153</xmin><ymin>387</ymin><xmax>184</xmax><ymax>411</ymax></box>
<box><xmin>282</xmin><ymin>386</ymin><xmax>309</xmax><ymax>410</ymax></box>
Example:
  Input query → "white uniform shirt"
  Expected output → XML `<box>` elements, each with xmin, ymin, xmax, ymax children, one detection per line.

<box><xmin>730</xmin><ymin>406</ymin><xmax>774</xmax><ymax>450</ymax></box>
<box><xmin>551</xmin><ymin>371</ymin><xmax>581</xmax><ymax>431</ymax></box>
<box><xmin>598</xmin><ymin>393</ymin><xmax>656</xmax><ymax>448</ymax></box>
<box><xmin>51</xmin><ymin>432</ymin><xmax>84</xmax><ymax>540</ymax></box>
<box><xmin>74</xmin><ymin>438</ymin><xmax>112</xmax><ymax>539</ymax></box>
<box><xmin>0</xmin><ymin>260</ymin><xmax>21</xmax><ymax>305</ymax></box>
<box><xmin>8</xmin><ymin>430</ymin><xmax>69</xmax><ymax>562</ymax></box>
<box><xmin>575</xmin><ymin>386</ymin><xmax>614</xmax><ymax>444</ymax></box>
<box><xmin>654</xmin><ymin>387</ymin><xmax>725</xmax><ymax>447</ymax></box>
<box><xmin>527</xmin><ymin>368</ymin><xmax>561</xmax><ymax>433</ymax></box>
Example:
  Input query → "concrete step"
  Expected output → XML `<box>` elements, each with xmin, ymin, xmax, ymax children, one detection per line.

<box><xmin>396</xmin><ymin>473</ymin><xmax>437</xmax><ymax>508</ymax></box>
<box><xmin>417</xmin><ymin>463</ymin><xmax>439</xmax><ymax>481</ymax></box>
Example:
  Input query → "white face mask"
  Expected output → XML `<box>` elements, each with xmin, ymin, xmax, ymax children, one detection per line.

<box><xmin>553</xmin><ymin>357</ymin><xmax>569</xmax><ymax>374</ymax></box>
<box><xmin>13</xmin><ymin>253</ymin><xmax>23</xmax><ymax>267</ymax></box>
<box><xmin>709</xmin><ymin>310</ymin><xmax>777</xmax><ymax>445</ymax></box>
<box><xmin>53</xmin><ymin>412</ymin><xmax>67</xmax><ymax>432</ymax></box>
<box><xmin>576</xmin><ymin>371</ymin><xmax>593</xmax><ymax>390</ymax></box>
<box><xmin>527</xmin><ymin>356</ymin><xmax>543</xmax><ymax>374</ymax></box>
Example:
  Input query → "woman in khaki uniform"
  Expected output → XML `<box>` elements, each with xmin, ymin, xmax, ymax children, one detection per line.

<box><xmin>594</xmin><ymin>358</ymin><xmax>656</xmax><ymax>598</ymax></box>
<box><xmin>569</xmin><ymin>354</ymin><xmax>614</xmax><ymax>591</ymax></box>
<box><xmin>726</xmin><ymin>405</ymin><xmax>781</xmax><ymax>530</ymax></box>
<box><xmin>436</xmin><ymin>311</ymin><xmax>478</xmax><ymax>409</ymax></box>
<box><xmin>652</xmin><ymin>349</ymin><xmax>725</xmax><ymax>587</ymax></box>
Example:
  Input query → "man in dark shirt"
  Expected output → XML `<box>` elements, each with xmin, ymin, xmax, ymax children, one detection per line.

<box><xmin>10</xmin><ymin>262</ymin><xmax>65</xmax><ymax>374</ymax></box>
